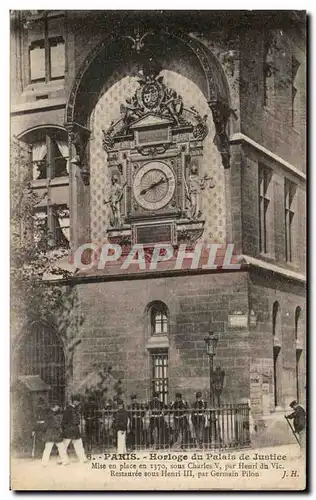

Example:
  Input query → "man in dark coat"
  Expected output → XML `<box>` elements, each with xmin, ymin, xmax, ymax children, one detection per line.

<box><xmin>32</xmin><ymin>397</ymin><xmax>47</xmax><ymax>458</ymax></box>
<box><xmin>148</xmin><ymin>392</ymin><xmax>168</xmax><ymax>448</ymax></box>
<box><xmin>128</xmin><ymin>394</ymin><xmax>145</xmax><ymax>449</ymax></box>
<box><xmin>170</xmin><ymin>393</ymin><xmax>189</xmax><ymax>449</ymax></box>
<box><xmin>41</xmin><ymin>403</ymin><xmax>69</xmax><ymax>466</ymax></box>
<box><xmin>113</xmin><ymin>400</ymin><xmax>129</xmax><ymax>453</ymax></box>
<box><xmin>62</xmin><ymin>395</ymin><xmax>87</xmax><ymax>463</ymax></box>
<box><xmin>287</xmin><ymin>400</ymin><xmax>306</xmax><ymax>452</ymax></box>
<box><xmin>191</xmin><ymin>391</ymin><xmax>207</xmax><ymax>448</ymax></box>
<box><xmin>83</xmin><ymin>394</ymin><xmax>100</xmax><ymax>452</ymax></box>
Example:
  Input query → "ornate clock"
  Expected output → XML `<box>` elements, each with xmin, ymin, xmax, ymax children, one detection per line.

<box><xmin>133</xmin><ymin>161</ymin><xmax>176</xmax><ymax>211</ymax></box>
<box><xmin>102</xmin><ymin>61</ymin><xmax>210</xmax><ymax>246</ymax></box>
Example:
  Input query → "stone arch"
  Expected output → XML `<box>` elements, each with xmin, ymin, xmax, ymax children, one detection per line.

<box><xmin>65</xmin><ymin>30</ymin><xmax>233</xmax><ymax>168</ymax></box>
<box><xmin>13</xmin><ymin>319</ymin><xmax>66</xmax><ymax>405</ymax></box>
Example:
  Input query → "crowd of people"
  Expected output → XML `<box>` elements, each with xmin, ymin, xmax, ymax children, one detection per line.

<box><xmin>33</xmin><ymin>391</ymin><xmax>215</xmax><ymax>463</ymax></box>
<box><xmin>32</xmin><ymin>393</ymin><xmax>305</xmax><ymax>466</ymax></box>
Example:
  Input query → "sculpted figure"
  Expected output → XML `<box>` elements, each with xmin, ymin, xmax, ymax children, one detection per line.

<box><xmin>102</xmin><ymin>121</ymin><xmax>115</xmax><ymax>152</ymax></box>
<box><xmin>104</xmin><ymin>175</ymin><xmax>127</xmax><ymax>228</ymax></box>
<box><xmin>184</xmin><ymin>161</ymin><xmax>214</xmax><ymax>220</ymax></box>
<box><xmin>120</xmin><ymin>96</ymin><xmax>143</xmax><ymax>126</ymax></box>
<box><xmin>161</xmin><ymin>89</ymin><xmax>183</xmax><ymax>125</ymax></box>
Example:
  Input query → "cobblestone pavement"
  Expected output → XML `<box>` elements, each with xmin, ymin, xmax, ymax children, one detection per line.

<box><xmin>10</xmin><ymin>444</ymin><xmax>306</xmax><ymax>491</ymax></box>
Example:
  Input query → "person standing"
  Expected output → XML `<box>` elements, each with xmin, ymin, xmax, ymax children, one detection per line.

<box><xmin>41</xmin><ymin>403</ymin><xmax>69</xmax><ymax>467</ymax></box>
<box><xmin>148</xmin><ymin>392</ymin><xmax>168</xmax><ymax>448</ymax></box>
<box><xmin>62</xmin><ymin>395</ymin><xmax>87</xmax><ymax>463</ymax></box>
<box><xmin>113</xmin><ymin>400</ymin><xmax>129</xmax><ymax>453</ymax></box>
<box><xmin>128</xmin><ymin>394</ymin><xmax>144</xmax><ymax>449</ymax></box>
<box><xmin>170</xmin><ymin>393</ymin><xmax>189</xmax><ymax>449</ymax></box>
<box><xmin>286</xmin><ymin>400</ymin><xmax>306</xmax><ymax>453</ymax></box>
<box><xmin>191</xmin><ymin>392</ymin><xmax>207</xmax><ymax>448</ymax></box>
<box><xmin>31</xmin><ymin>397</ymin><xmax>47</xmax><ymax>459</ymax></box>
<box><xmin>83</xmin><ymin>394</ymin><xmax>100</xmax><ymax>453</ymax></box>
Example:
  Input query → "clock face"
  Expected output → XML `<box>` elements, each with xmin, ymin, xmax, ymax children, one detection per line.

<box><xmin>133</xmin><ymin>161</ymin><xmax>176</xmax><ymax>211</ymax></box>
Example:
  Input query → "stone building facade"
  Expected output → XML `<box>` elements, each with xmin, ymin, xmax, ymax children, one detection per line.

<box><xmin>11</xmin><ymin>10</ymin><xmax>306</xmax><ymax>445</ymax></box>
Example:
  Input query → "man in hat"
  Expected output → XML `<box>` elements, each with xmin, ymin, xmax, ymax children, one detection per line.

<box><xmin>170</xmin><ymin>393</ymin><xmax>189</xmax><ymax>449</ymax></box>
<box><xmin>286</xmin><ymin>400</ymin><xmax>306</xmax><ymax>453</ymax></box>
<box><xmin>113</xmin><ymin>399</ymin><xmax>129</xmax><ymax>453</ymax></box>
<box><xmin>128</xmin><ymin>394</ymin><xmax>145</xmax><ymax>449</ymax></box>
<box><xmin>148</xmin><ymin>392</ymin><xmax>167</xmax><ymax>448</ymax></box>
<box><xmin>41</xmin><ymin>403</ymin><xmax>69</xmax><ymax>467</ymax></box>
<box><xmin>62</xmin><ymin>395</ymin><xmax>88</xmax><ymax>463</ymax></box>
<box><xmin>191</xmin><ymin>392</ymin><xmax>207</xmax><ymax>448</ymax></box>
<box><xmin>83</xmin><ymin>393</ymin><xmax>100</xmax><ymax>453</ymax></box>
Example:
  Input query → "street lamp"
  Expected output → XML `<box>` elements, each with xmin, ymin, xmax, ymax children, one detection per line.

<box><xmin>204</xmin><ymin>330</ymin><xmax>219</xmax><ymax>406</ymax></box>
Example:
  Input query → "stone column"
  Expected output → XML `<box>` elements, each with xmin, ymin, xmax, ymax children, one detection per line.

<box><xmin>65</xmin><ymin>122</ymin><xmax>91</xmax><ymax>252</ymax></box>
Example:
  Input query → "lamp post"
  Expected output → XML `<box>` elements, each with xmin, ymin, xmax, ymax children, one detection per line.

<box><xmin>204</xmin><ymin>330</ymin><xmax>219</xmax><ymax>407</ymax></box>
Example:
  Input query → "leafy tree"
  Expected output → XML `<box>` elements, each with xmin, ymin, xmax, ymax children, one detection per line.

<box><xmin>10</xmin><ymin>138</ymin><xmax>84</xmax><ymax>401</ymax></box>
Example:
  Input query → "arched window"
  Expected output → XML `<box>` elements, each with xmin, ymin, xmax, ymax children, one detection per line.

<box><xmin>272</xmin><ymin>301</ymin><xmax>281</xmax><ymax>408</ymax></box>
<box><xmin>14</xmin><ymin>323</ymin><xmax>66</xmax><ymax>405</ymax></box>
<box><xmin>150</xmin><ymin>302</ymin><xmax>169</xmax><ymax>335</ymax></box>
<box><xmin>295</xmin><ymin>306</ymin><xmax>303</xmax><ymax>402</ymax></box>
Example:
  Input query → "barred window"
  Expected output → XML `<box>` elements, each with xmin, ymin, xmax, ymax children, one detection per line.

<box><xmin>151</xmin><ymin>350</ymin><xmax>168</xmax><ymax>404</ymax></box>
<box><xmin>15</xmin><ymin>324</ymin><xmax>66</xmax><ymax>405</ymax></box>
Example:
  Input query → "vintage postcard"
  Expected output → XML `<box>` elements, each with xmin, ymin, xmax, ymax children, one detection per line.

<box><xmin>10</xmin><ymin>9</ymin><xmax>306</xmax><ymax>491</ymax></box>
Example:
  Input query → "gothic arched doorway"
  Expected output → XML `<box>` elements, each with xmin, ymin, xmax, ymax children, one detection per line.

<box><xmin>15</xmin><ymin>323</ymin><xmax>66</xmax><ymax>405</ymax></box>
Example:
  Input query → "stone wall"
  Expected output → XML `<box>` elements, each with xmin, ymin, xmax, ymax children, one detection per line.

<box><xmin>73</xmin><ymin>271</ymin><xmax>250</xmax><ymax>404</ymax></box>
<box><xmin>239</xmin><ymin>27</ymin><xmax>306</xmax><ymax>172</ymax></box>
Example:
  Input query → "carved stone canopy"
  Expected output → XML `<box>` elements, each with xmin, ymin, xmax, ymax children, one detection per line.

<box><xmin>65</xmin><ymin>122</ymin><xmax>91</xmax><ymax>185</ymax></box>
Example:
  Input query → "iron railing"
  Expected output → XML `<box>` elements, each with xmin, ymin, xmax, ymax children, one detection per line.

<box><xmin>81</xmin><ymin>404</ymin><xmax>250</xmax><ymax>451</ymax></box>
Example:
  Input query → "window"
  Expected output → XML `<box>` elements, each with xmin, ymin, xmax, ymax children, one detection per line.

<box><xmin>29</xmin><ymin>40</ymin><xmax>46</xmax><ymax>82</ymax></box>
<box><xmin>291</xmin><ymin>57</ymin><xmax>300</xmax><ymax>127</ymax></box>
<box><xmin>272</xmin><ymin>302</ymin><xmax>281</xmax><ymax>408</ymax></box>
<box><xmin>151</xmin><ymin>351</ymin><xmax>168</xmax><ymax>404</ymax></box>
<box><xmin>284</xmin><ymin>179</ymin><xmax>296</xmax><ymax>262</ymax></box>
<box><xmin>32</xmin><ymin>136</ymin><xmax>68</xmax><ymax>180</ymax></box>
<box><xmin>49</xmin><ymin>37</ymin><xmax>65</xmax><ymax>80</ymax></box>
<box><xmin>28</xmin><ymin>18</ymin><xmax>65</xmax><ymax>83</ymax></box>
<box><xmin>295</xmin><ymin>307</ymin><xmax>303</xmax><ymax>403</ymax></box>
<box><xmin>152</xmin><ymin>309</ymin><xmax>168</xmax><ymax>335</ymax></box>
<box><xmin>150</xmin><ymin>302</ymin><xmax>169</xmax><ymax>335</ymax></box>
<box><xmin>259</xmin><ymin>164</ymin><xmax>272</xmax><ymax>254</ymax></box>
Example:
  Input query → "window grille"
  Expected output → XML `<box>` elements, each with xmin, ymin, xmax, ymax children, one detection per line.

<box><xmin>151</xmin><ymin>351</ymin><xmax>168</xmax><ymax>404</ymax></box>
<box><xmin>15</xmin><ymin>324</ymin><xmax>65</xmax><ymax>405</ymax></box>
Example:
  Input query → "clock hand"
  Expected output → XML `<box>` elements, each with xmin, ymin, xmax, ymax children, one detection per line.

<box><xmin>139</xmin><ymin>176</ymin><xmax>166</xmax><ymax>195</ymax></box>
